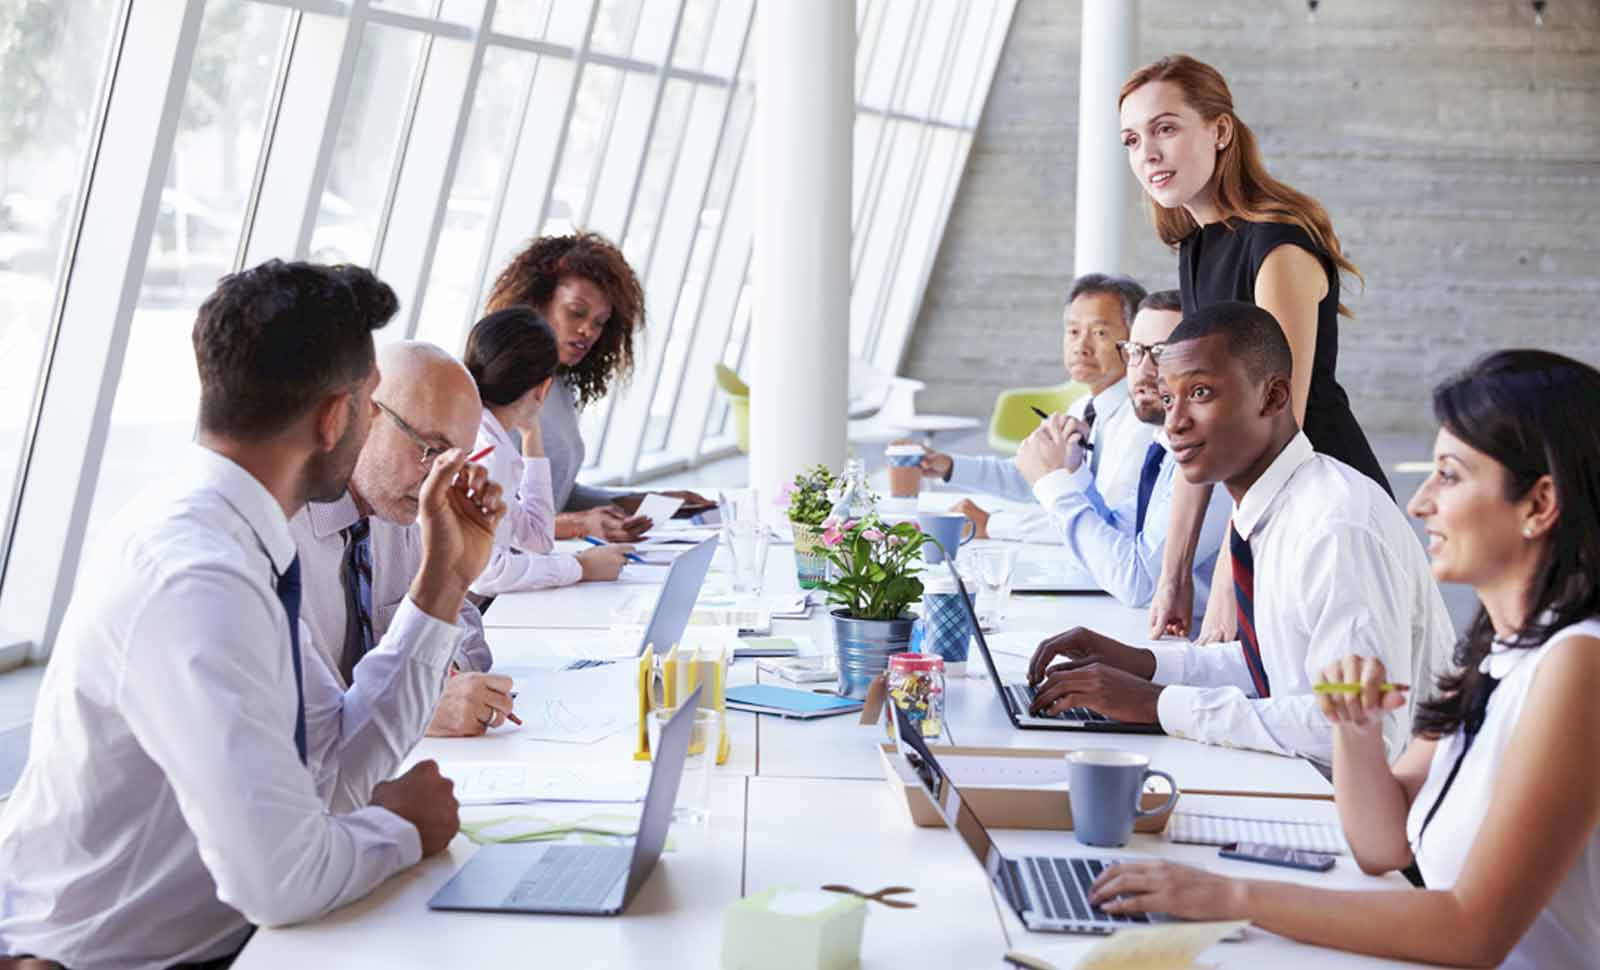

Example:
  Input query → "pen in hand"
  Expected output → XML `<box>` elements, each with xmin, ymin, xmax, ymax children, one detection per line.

<box><xmin>583</xmin><ymin>535</ymin><xmax>646</xmax><ymax>565</ymax></box>
<box><xmin>1030</xmin><ymin>405</ymin><xmax>1094</xmax><ymax>451</ymax></box>
<box><xmin>1313</xmin><ymin>682</ymin><xmax>1409</xmax><ymax>695</ymax></box>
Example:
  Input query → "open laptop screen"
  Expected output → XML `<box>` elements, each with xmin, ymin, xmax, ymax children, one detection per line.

<box><xmin>893</xmin><ymin>704</ymin><xmax>1012</xmax><ymax>894</ymax></box>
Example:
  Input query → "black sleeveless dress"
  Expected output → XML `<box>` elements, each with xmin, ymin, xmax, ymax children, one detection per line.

<box><xmin>1179</xmin><ymin>219</ymin><xmax>1392</xmax><ymax>497</ymax></box>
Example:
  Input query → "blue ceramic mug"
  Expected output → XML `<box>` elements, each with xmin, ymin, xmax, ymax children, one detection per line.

<box><xmin>917</xmin><ymin>512</ymin><xmax>976</xmax><ymax>564</ymax></box>
<box><xmin>1066</xmin><ymin>749</ymin><xmax>1179</xmax><ymax>847</ymax></box>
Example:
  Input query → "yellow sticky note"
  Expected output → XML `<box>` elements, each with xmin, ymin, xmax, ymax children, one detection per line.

<box><xmin>1072</xmin><ymin>921</ymin><xmax>1247</xmax><ymax>970</ymax></box>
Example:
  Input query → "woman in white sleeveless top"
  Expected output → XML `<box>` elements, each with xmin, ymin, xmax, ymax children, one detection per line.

<box><xmin>1084</xmin><ymin>349</ymin><xmax>1600</xmax><ymax>968</ymax></box>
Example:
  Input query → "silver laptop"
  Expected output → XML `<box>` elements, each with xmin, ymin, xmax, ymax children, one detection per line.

<box><xmin>428</xmin><ymin>685</ymin><xmax>702</xmax><ymax>916</ymax></box>
<box><xmin>892</xmin><ymin>703</ymin><xmax>1170</xmax><ymax>935</ymax></box>
<box><xmin>1010</xmin><ymin>561</ymin><xmax>1101</xmax><ymax>595</ymax></box>
<box><xmin>499</xmin><ymin>536</ymin><xmax>720</xmax><ymax>678</ymax></box>
<box><xmin>949</xmin><ymin>564</ymin><xmax>1162</xmax><ymax>734</ymax></box>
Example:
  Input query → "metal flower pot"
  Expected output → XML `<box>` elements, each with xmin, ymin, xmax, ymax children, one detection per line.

<box><xmin>830</xmin><ymin>609</ymin><xmax>916</xmax><ymax>699</ymax></box>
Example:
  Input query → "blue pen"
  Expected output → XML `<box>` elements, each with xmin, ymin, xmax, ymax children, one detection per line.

<box><xmin>583</xmin><ymin>535</ymin><xmax>646</xmax><ymax>565</ymax></box>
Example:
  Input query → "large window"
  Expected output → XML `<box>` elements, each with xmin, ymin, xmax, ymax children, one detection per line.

<box><xmin>0</xmin><ymin>0</ymin><xmax>1016</xmax><ymax>656</ymax></box>
<box><xmin>0</xmin><ymin>0</ymin><xmax>121</xmax><ymax>599</ymax></box>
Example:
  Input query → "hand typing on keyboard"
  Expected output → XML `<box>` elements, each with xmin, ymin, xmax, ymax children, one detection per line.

<box><xmin>1089</xmin><ymin>859</ymin><xmax>1248</xmax><ymax>923</ymax></box>
<box><xmin>1028</xmin><ymin>662</ymin><xmax>1164</xmax><ymax>725</ymax></box>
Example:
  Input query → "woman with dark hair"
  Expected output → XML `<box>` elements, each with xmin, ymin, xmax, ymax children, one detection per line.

<box><xmin>1118</xmin><ymin>55</ymin><xmax>1392</xmax><ymax>642</ymax></box>
<box><xmin>1083</xmin><ymin>350</ymin><xmax>1600</xmax><ymax>969</ymax></box>
<box><xmin>464</xmin><ymin>306</ymin><xmax>633</xmax><ymax>593</ymax></box>
<box><xmin>486</xmin><ymin>232</ymin><xmax>711</xmax><ymax>542</ymax></box>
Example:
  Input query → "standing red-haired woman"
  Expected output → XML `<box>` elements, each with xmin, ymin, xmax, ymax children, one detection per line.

<box><xmin>485</xmin><ymin>231</ymin><xmax>711</xmax><ymax>542</ymax></box>
<box><xmin>1118</xmin><ymin>55</ymin><xmax>1390</xmax><ymax>640</ymax></box>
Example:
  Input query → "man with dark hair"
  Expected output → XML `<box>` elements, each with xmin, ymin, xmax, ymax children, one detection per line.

<box><xmin>1001</xmin><ymin>290</ymin><xmax>1231</xmax><ymax>616</ymax></box>
<box><xmin>921</xmin><ymin>273</ymin><xmax>1156</xmax><ymax>541</ymax></box>
<box><xmin>1137</xmin><ymin>288</ymin><xmax>1183</xmax><ymax>315</ymax></box>
<box><xmin>0</xmin><ymin>260</ymin><xmax>507</xmax><ymax>968</ymax></box>
<box><xmin>1022</xmin><ymin>300</ymin><xmax>1452</xmax><ymax>769</ymax></box>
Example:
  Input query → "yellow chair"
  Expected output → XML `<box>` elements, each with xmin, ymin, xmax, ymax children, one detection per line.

<box><xmin>714</xmin><ymin>363</ymin><xmax>751</xmax><ymax>453</ymax></box>
<box><xmin>986</xmin><ymin>381</ymin><xmax>1091</xmax><ymax>454</ymax></box>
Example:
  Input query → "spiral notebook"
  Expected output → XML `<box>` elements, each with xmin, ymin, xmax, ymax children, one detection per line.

<box><xmin>1165</xmin><ymin>810</ymin><xmax>1346</xmax><ymax>855</ymax></box>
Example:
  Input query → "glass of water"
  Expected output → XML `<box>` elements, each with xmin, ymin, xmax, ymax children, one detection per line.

<box><xmin>972</xmin><ymin>546</ymin><xmax>1017</xmax><ymax>618</ymax></box>
<box><xmin>724</xmin><ymin>520</ymin><xmax>770</xmax><ymax>595</ymax></box>
<box><xmin>647</xmin><ymin>705</ymin><xmax>720</xmax><ymax>825</ymax></box>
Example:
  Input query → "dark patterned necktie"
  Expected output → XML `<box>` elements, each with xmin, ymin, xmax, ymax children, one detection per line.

<box><xmin>1082</xmin><ymin>399</ymin><xmax>1099</xmax><ymax>476</ymax></box>
<box><xmin>339</xmin><ymin>518</ymin><xmax>375</xmax><ymax>684</ymax></box>
<box><xmin>275</xmin><ymin>557</ymin><xmax>307</xmax><ymax>763</ymax></box>
<box><xmin>1230</xmin><ymin>523</ymin><xmax>1272</xmax><ymax>698</ymax></box>
<box><xmin>1134</xmin><ymin>441</ymin><xmax>1166</xmax><ymax>534</ymax></box>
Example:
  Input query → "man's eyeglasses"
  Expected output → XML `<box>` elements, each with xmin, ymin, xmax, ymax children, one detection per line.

<box><xmin>374</xmin><ymin>400</ymin><xmax>452</xmax><ymax>467</ymax></box>
<box><xmin>1115</xmin><ymin>340</ymin><xmax>1168</xmax><ymax>366</ymax></box>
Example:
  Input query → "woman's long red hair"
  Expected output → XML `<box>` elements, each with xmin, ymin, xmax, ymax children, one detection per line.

<box><xmin>1120</xmin><ymin>55</ymin><xmax>1363</xmax><ymax>316</ymax></box>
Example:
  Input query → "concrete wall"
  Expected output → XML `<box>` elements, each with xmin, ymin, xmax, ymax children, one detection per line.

<box><xmin>905</xmin><ymin>0</ymin><xmax>1600</xmax><ymax>434</ymax></box>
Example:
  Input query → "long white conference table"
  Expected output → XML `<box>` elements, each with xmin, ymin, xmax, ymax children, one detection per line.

<box><xmin>236</xmin><ymin>497</ymin><xmax>1443</xmax><ymax>970</ymax></box>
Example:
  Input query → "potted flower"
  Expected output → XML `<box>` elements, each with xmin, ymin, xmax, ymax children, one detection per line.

<box><xmin>816</xmin><ymin>515</ymin><xmax>937</xmax><ymax>698</ymax></box>
<box><xmin>777</xmin><ymin>464</ymin><xmax>838</xmax><ymax>588</ymax></box>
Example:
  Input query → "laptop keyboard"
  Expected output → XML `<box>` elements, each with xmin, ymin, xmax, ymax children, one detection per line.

<box><xmin>1008</xmin><ymin>684</ymin><xmax>1112</xmax><ymax>723</ymax></box>
<box><xmin>1007</xmin><ymin>856</ymin><xmax>1150</xmax><ymax>925</ymax></box>
<box><xmin>504</xmin><ymin>845</ymin><xmax>631</xmax><ymax>909</ymax></box>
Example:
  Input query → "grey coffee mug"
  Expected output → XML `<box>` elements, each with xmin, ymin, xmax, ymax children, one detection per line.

<box><xmin>917</xmin><ymin>512</ymin><xmax>976</xmax><ymax>564</ymax></box>
<box><xmin>1066</xmin><ymin>749</ymin><xmax>1179</xmax><ymax>848</ymax></box>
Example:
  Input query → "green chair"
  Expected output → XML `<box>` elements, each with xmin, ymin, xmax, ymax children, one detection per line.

<box><xmin>986</xmin><ymin>381</ymin><xmax>1091</xmax><ymax>454</ymax></box>
<box><xmin>714</xmin><ymin>363</ymin><xmax>751</xmax><ymax>453</ymax></box>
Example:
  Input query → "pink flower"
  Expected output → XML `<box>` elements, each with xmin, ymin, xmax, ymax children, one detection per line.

<box><xmin>862</xmin><ymin>528</ymin><xmax>885</xmax><ymax>542</ymax></box>
<box><xmin>887</xmin><ymin>534</ymin><xmax>906</xmax><ymax>546</ymax></box>
<box><xmin>822</xmin><ymin>526</ymin><xmax>844</xmax><ymax>546</ymax></box>
<box><xmin>820</xmin><ymin>515</ymin><xmax>839</xmax><ymax>530</ymax></box>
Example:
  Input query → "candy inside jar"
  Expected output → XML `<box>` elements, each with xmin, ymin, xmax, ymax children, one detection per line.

<box><xmin>886</xmin><ymin>652</ymin><xmax>946</xmax><ymax>739</ymax></box>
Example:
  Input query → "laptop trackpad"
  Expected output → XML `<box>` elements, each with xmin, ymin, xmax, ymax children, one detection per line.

<box><xmin>432</xmin><ymin>843</ymin><xmax>550</xmax><ymax>909</ymax></box>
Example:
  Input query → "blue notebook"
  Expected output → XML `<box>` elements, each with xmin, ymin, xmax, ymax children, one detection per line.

<box><xmin>724</xmin><ymin>685</ymin><xmax>863</xmax><ymax>719</ymax></box>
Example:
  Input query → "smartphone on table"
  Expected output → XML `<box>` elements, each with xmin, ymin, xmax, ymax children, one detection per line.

<box><xmin>1218</xmin><ymin>841</ymin><xmax>1336</xmax><ymax>872</ymax></box>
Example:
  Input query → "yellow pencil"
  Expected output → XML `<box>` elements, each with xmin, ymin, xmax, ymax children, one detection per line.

<box><xmin>1314</xmin><ymin>682</ymin><xmax>1408</xmax><ymax>695</ymax></box>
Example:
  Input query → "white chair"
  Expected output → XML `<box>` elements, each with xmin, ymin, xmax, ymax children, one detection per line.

<box><xmin>847</xmin><ymin>357</ymin><xmax>980</xmax><ymax>445</ymax></box>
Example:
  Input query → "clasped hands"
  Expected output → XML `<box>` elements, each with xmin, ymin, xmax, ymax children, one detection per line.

<box><xmin>1016</xmin><ymin>413</ymin><xmax>1091</xmax><ymax>486</ymax></box>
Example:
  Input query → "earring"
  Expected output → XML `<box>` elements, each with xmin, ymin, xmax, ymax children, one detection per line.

<box><xmin>1523</xmin><ymin>526</ymin><xmax>1535</xmax><ymax>538</ymax></box>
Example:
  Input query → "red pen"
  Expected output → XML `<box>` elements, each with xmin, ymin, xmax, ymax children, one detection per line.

<box><xmin>467</xmin><ymin>444</ymin><xmax>494</xmax><ymax>463</ymax></box>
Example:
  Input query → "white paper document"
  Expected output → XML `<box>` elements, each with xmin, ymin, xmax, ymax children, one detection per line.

<box><xmin>635</xmin><ymin>493</ymin><xmax>684</xmax><ymax>526</ymax></box>
<box><xmin>440</xmin><ymin>761</ymin><xmax>649</xmax><ymax>805</ymax></box>
<box><xmin>498</xmin><ymin>661</ymin><xmax>636</xmax><ymax>743</ymax></box>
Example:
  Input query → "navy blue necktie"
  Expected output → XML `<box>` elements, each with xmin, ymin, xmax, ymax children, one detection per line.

<box><xmin>339</xmin><ymin>518</ymin><xmax>375</xmax><ymax>684</ymax></box>
<box><xmin>275</xmin><ymin>556</ymin><xmax>308</xmax><ymax>764</ymax></box>
<box><xmin>1134</xmin><ymin>441</ymin><xmax>1166</xmax><ymax>534</ymax></box>
<box><xmin>1229</xmin><ymin>524</ymin><xmax>1272</xmax><ymax>698</ymax></box>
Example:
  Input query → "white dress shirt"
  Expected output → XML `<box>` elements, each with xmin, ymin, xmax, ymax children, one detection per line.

<box><xmin>1029</xmin><ymin>435</ymin><xmax>1231</xmax><ymax>618</ymax></box>
<box><xmin>1146</xmin><ymin>433</ymin><xmax>1455</xmax><ymax>766</ymax></box>
<box><xmin>948</xmin><ymin>382</ymin><xmax>1155</xmax><ymax>540</ymax></box>
<box><xmin>290</xmin><ymin>491</ymin><xmax>493</xmax><ymax>683</ymax></box>
<box><xmin>0</xmin><ymin>447</ymin><xmax>447</xmax><ymax>969</ymax></box>
<box><xmin>1407</xmin><ymin>618</ymin><xmax>1600</xmax><ymax>970</ymax></box>
<box><xmin>468</xmin><ymin>409</ymin><xmax>582</xmax><ymax>595</ymax></box>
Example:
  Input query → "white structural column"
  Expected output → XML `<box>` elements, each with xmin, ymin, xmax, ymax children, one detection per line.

<box><xmin>750</xmin><ymin>0</ymin><xmax>853</xmax><ymax>506</ymax></box>
<box><xmin>1073</xmin><ymin>0</ymin><xmax>1140</xmax><ymax>276</ymax></box>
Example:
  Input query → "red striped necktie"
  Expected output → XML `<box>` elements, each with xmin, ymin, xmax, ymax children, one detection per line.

<box><xmin>1229</xmin><ymin>522</ymin><xmax>1272</xmax><ymax>698</ymax></box>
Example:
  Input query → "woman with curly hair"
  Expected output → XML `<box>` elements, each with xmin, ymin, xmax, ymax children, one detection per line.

<box><xmin>485</xmin><ymin>232</ymin><xmax>711</xmax><ymax>541</ymax></box>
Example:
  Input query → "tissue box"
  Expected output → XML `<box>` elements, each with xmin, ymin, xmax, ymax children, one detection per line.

<box><xmin>722</xmin><ymin>888</ymin><xmax>867</xmax><ymax>970</ymax></box>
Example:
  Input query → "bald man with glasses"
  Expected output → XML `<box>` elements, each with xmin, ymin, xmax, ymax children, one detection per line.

<box><xmin>289</xmin><ymin>341</ymin><xmax>514</xmax><ymax>740</ymax></box>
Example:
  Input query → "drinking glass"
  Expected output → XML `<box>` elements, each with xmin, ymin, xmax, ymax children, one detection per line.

<box><xmin>647</xmin><ymin>706</ymin><xmax>721</xmax><ymax>825</ymax></box>
<box><xmin>724</xmin><ymin>521</ymin><xmax>770</xmax><ymax>595</ymax></box>
<box><xmin>973</xmin><ymin>546</ymin><xmax>1017</xmax><ymax>617</ymax></box>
